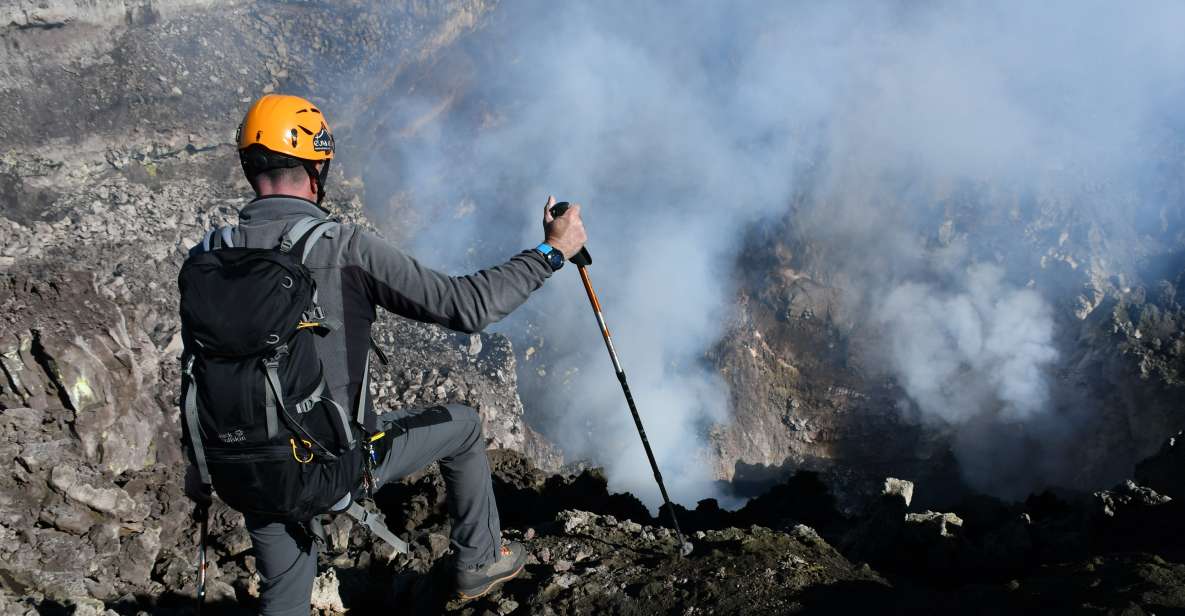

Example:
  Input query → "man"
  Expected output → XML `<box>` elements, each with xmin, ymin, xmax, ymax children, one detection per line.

<box><xmin>183</xmin><ymin>93</ymin><xmax>586</xmax><ymax>614</ymax></box>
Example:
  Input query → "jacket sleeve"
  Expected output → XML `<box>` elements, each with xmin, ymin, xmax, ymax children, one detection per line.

<box><xmin>345</xmin><ymin>228</ymin><xmax>553</xmax><ymax>333</ymax></box>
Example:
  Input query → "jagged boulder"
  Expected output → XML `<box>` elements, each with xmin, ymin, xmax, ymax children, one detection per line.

<box><xmin>1094</xmin><ymin>480</ymin><xmax>1172</xmax><ymax>519</ymax></box>
<box><xmin>899</xmin><ymin>511</ymin><xmax>966</xmax><ymax>572</ymax></box>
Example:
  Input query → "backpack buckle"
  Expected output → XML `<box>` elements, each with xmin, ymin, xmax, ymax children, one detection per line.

<box><xmin>302</xmin><ymin>306</ymin><xmax>326</xmax><ymax>321</ymax></box>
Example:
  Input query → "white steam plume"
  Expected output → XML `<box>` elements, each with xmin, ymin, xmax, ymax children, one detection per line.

<box><xmin>875</xmin><ymin>264</ymin><xmax>1058</xmax><ymax>424</ymax></box>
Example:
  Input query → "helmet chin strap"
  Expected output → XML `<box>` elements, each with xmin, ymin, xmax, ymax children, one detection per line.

<box><xmin>303</xmin><ymin>159</ymin><xmax>332</xmax><ymax>205</ymax></box>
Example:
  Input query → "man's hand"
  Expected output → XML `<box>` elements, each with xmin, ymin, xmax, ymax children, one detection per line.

<box><xmin>185</xmin><ymin>463</ymin><xmax>212</xmax><ymax>506</ymax></box>
<box><xmin>542</xmin><ymin>195</ymin><xmax>588</xmax><ymax>260</ymax></box>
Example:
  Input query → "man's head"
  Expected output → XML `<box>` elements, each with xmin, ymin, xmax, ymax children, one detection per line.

<box><xmin>242</xmin><ymin>152</ymin><xmax>323</xmax><ymax>202</ymax></box>
<box><xmin>237</xmin><ymin>94</ymin><xmax>335</xmax><ymax>205</ymax></box>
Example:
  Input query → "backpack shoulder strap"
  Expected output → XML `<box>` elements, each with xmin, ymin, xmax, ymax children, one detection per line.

<box><xmin>280</xmin><ymin>216</ymin><xmax>338</xmax><ymax>264</ymax></box>
<box><xmin>200</xmin><ymin>225</ymin><xmax>236</xmax><ymax>252</ymax></box>
<box><xmin>200</xmin><ymin>229</ymin><xmax>216</xmax><ymax>252</ymax></box>
<box><xmin>299</xmin><ymin>221</ymin><xmax>336</xmax><ymax>264</ymax></box>
<box><xmin>279</xmin><ymin>217</ymin><xmax>321</xmax><ymax>253</ymax></box>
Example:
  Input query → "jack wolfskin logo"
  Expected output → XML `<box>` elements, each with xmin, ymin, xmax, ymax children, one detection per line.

<box><xmin>312</xmin><ymin>126</ymin><xmax>334</xmax><ymax>153</ymax></box>
<box><xmin>219</xmin><ymin>429</ymin><xmax>246</xmax><ymax>444</ymax></box>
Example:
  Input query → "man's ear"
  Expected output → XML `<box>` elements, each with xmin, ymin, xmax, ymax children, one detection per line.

<box><xmin>308</xmin><ymin>162</ymin><xmax>321</xmax><ymax>196</ymax></box>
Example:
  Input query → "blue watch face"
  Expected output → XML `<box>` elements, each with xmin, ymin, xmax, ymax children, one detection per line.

<box><xmin>546</xmin><ymin>249</ymin><xmax>564</xmax><ymax>270</ymax></box>
<box><xmin>534</xmin><ymin>243</ymin><xmax>563</xmax><ymax>270</ymax></box>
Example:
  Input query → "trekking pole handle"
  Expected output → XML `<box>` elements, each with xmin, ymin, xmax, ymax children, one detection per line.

<box><xmin>548</xmin><ymin>202</ymin><xmax>592</xmax><ymax>267</ymax></box>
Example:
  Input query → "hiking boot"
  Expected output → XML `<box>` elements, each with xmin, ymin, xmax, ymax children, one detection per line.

<box><xmin>455</xmin><ymin>542</ymin><xmax>527</xmax><ymax>600</ymax></box>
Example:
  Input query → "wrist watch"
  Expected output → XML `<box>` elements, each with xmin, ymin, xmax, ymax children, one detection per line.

<box><xmin>534</xmin><ymin>242</ymin><xmax>565</xmax><ymax>271</ymax></box>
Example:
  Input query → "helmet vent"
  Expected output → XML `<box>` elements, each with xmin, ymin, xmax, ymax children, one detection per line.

<box><xmin>298</xmin><ymin>125</ymin><xmax>314</xmax><ymax>135</ymax></box>
<box><xmin>289</xmin><ymin>129</ymin><xmax>298</xmax><ymax>147</ymax></box>
<box><xmin>295</xmin><ymin>108</ymin><xmax>309</xmax><ymax>114</ymax></box>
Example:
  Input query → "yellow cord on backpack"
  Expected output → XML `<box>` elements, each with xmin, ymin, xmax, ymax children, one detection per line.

<box><xmin>361</xmin><ymin>431</ymin><xmax>387</xmax><ymax>498</ymax></box>
<box><xmin>290</xmin><ymin>438</ymin><xmax>314</xmax><ymax>463</ymax></box>
<box><xmin>297</xmin><ymin>321</ymin><xmax>320</xmax><ymax>330</ymax></box>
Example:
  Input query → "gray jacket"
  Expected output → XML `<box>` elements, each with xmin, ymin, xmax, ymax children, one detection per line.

<box><xmin>197</xmin><ymin>195</ymin><xmax>553</xmax><ymax>429</ymax></box>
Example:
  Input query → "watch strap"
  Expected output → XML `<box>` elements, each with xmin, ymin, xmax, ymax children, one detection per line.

<box><xmin>534</xmin><ymin>242</ymin><xmax>564</xmax><ymax>271</ymax></box>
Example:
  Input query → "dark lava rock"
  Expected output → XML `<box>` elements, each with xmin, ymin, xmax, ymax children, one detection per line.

<box><xmin>1135</xmin><ymin>431</ymin><xmax>1185</xmax><ymax>501</ymax></box>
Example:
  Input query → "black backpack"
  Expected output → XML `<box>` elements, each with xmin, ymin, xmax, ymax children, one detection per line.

<box><xmin>178</xmin><ymin>218</ymin><xmax>363</xmax><ymax>522</ymax></box>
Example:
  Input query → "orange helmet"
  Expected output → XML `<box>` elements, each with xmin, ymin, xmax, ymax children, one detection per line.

<box><xmin>237</xmin><ymin>94</ymin><xmax>335</xmax><ymax>203</ymax></box>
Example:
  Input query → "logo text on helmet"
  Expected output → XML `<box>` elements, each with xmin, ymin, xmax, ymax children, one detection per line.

<box><xmin>312</xmin><ymin>126</ymin><xmax>334</xmax><ymax>153</ymax></box>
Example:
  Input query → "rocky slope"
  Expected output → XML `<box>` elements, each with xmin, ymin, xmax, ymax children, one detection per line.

<box><xmin>8</xmin><ymin>445</ymin><xmax>1182</xmax><ymax>615</ymax></box>
<box><xmin>0</xmin><ymin>0</ymin><xmax>553</xmax><ymax>610</ymax></box>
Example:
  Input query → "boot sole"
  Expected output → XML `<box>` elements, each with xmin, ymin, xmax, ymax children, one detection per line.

<box><xmin>456</xmin><ymin>561</ymin><xmax>526</xmax><ymax>601</ymax></box>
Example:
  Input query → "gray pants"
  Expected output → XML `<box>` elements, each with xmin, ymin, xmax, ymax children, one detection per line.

<box><xmin>245</xmin><ymin>404</ymin><xmax>502</xmax><ymax>616</ymax></box>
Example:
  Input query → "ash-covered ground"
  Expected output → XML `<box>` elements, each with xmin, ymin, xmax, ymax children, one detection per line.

<box><xmin>2</xmin><ymin>2</ymin><xmax>1185</xmax><ymax>615</ymax></box>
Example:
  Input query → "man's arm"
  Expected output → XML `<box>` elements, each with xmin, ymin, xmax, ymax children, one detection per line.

<box><xmin>346</xmin><ymin>197</ymin><xmax>588</xmax><ymax>333</ymax></box>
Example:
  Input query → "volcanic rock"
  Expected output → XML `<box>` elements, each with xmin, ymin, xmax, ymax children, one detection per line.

<box><xmin>1134</xmin><ymin>430</ymin><xmax>1185</xmax><ymax>500</ymax></box>
<box><xmin>1094</xmin><ymin>480</ymin><xmax>1172</xmax><ymax>518</ymax></box>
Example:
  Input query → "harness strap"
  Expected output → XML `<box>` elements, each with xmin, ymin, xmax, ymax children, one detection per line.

<box><xmin>345</xmin><ymin>501</ymin><xmax>409</xmax><ymax>554</ymax></box>
<box><xmin>261</xmin><ymin>362</ymin><xmax>283</xmax><ymax>440</ymax></box>
<box><xmin>201</xmin><ymin>229</ymin><xmax>216</xmax><ymax>252</ymax></box>
<box><xmin>220</xmin><ymin>226</ymin><xmax>235</xmax><ymax>248</ymax></box>
<box><xmin>182</xmin><ymin>358</ymin><xmax>212</xmax><ymax>485</ymax></box>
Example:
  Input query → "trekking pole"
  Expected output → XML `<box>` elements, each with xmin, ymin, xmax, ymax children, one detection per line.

<box><xmin>550</xmin><ymin>202</ymin><xmax>693</xmax><ymax>557</ymax></box>
<box><xmin>195</xmin><ymin>502</ymin><xmax>209</xmax><ymax>613</ymax></box>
